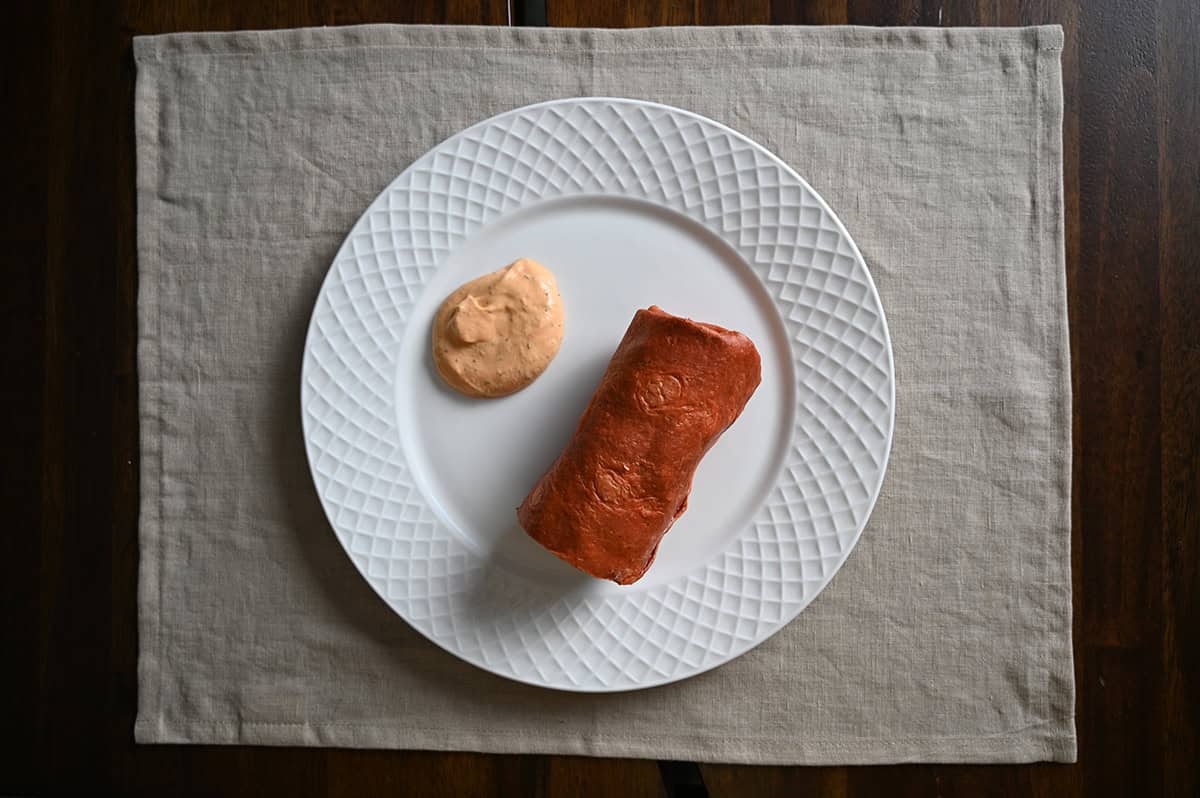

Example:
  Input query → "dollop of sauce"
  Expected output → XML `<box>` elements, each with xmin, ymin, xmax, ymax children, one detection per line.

<box><xmin>432</xmin><ymin>258</ymin><xmax>565</xmax><ymax>398</ymax></box>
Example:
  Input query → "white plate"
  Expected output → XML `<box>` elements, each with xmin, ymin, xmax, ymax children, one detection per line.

<box><xmin>302</xmin><ymin>98</ymin><xmax>894</xmax><ymax>691</ymax></box>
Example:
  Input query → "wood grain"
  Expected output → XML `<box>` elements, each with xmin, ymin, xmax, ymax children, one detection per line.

<box><xmin>548</xmin><ymin>0</ymin><xmax>695</xmax><ymax>26</ymax></box>
<box><xmin>1157</xmin><ymin>1</ymin><xmax>1200</xmax><ymax>796</ymax></box>
<box><xmin>5</xmin><ymin>0</ymin><xmax>1197</xmax><ymax>795</ymax></box>
<box><xmin>41</xmin><ymin>1</ymin><xmax>122</xmax><ymax>793</ymax></box>
<box><xmin>1</xmin><ymin>3</ymin><xmax>49</xmax><ymax>796</ymax></box>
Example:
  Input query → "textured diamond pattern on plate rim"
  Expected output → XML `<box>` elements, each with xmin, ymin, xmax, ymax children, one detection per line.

<box><xmin>301</xmin><ymin>99</ymin><xmax>895</xmax><ymax>691</ymax></box>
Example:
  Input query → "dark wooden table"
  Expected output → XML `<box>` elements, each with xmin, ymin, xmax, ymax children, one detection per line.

<box><xmin>5</xmin><ymin>0</ymin><xmax>1196</xmax><ymax>795</ymax></box>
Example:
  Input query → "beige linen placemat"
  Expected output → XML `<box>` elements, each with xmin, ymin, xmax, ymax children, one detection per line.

<box><xmin>134</xmin><ymin>25</ymin><xmax>1074</xmax><ymax>764</ymax></box>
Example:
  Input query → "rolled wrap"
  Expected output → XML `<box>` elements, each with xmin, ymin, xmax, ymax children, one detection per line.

<box><xmin>517</xmin><ymin>306</ymin><xmax>762</xmax><ymax>584</ymax></box>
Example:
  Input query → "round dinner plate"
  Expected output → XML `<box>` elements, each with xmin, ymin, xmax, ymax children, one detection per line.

<box><xmin>301</xmin><ymin>98</ymin><xmax>894</xmax><ymax>691</ymax></box>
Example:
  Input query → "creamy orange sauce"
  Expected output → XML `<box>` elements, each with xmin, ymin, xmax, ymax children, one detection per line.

<box><xmin>432</xmin><ymin>258</ymin><xmax>564</xmax><ymax>398</ymax></box>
